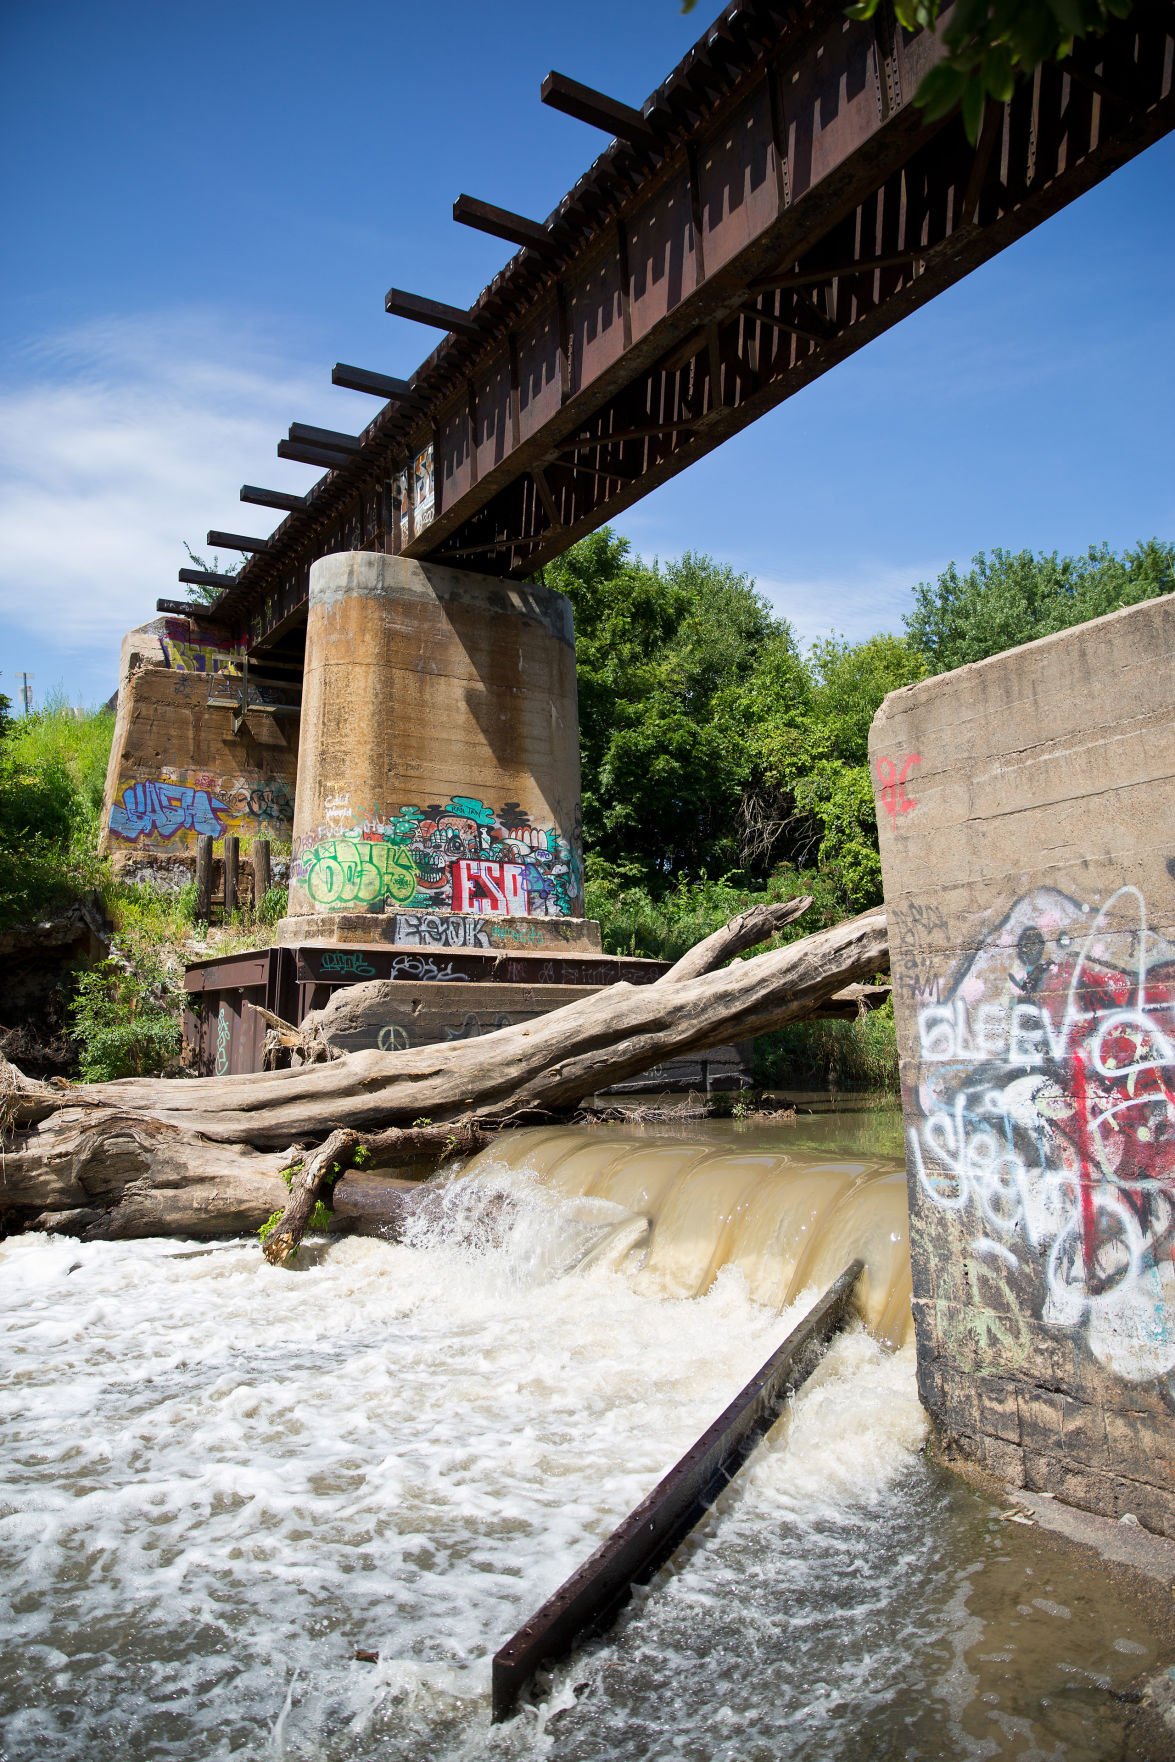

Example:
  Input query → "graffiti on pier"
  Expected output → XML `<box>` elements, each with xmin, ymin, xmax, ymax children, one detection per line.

<box><xmin>895</xmin><ymin>900</ymin><xmax>950</xmax><ymax>1000</ymax></box>
<box><xmin>908</xmin><ymin>885</ymin><xmax>1175</xmax><ymax>1384</ymax></box>
<box><xmin>301</xmin><ymin>839</ymin><xmax>418</xmax><ymax>909</ymax></box>
<box><xmin>393</xmin><ymin>913</ymin><xmax>491</xmax><ymax>950</ymax></box>
<box><xmin>109</xmin><ymin>771</ymin><xmax>294</xmax><ymax>846</ymax></box>
<box><xmin>294</xmin><ymin>794</ymin><xmax>579</xmax><ymax>918</ymax></box>
<box><xmin>110</xmin><ymin>779</ymin><xmax>228</xmax><ymax>842</ymax></box>
<box><xmin>159</xmin><ymin>631</ymin><xmax>243</xmax><ymax>675</ymax></box>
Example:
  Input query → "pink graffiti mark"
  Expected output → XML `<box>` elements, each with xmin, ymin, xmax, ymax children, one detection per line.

<box><xmin>876</xmin><ymin>753</ymin><xmax>921</xmax><ymax>820</ymax></box>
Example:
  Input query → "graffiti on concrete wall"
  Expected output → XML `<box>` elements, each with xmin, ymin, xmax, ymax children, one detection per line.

<box><xmin>875</xmin><ymin>752</ymin><xmax>921</xmax><ymax>820</ymax></box>
<box><xmin>393</xmin><ymin>912</ymin><xmax>491</xmax><ymax>950</ymax></box>
<box><xmin>907</xmin><ymin>885</ymin><xmax>1175</xmax><ymax>1384</ymax></box>
<box><xmin>158</xmin><ymin>623</ymin><xmax>243</xmax><ymax>675</ymax></box>
<box><xmin>110</xmin><ymin>779</ymin><xmax>228</xmax><ymax>842</ymax></box>
<box><xmin>109</xmin><ymin>770</ymin><xmax>294</xmax><ymax>846</ymax></box>
<box><xmin>294</xmin><ymin>794</ymin><xmax>580</xmax><ymax>918</ymax></box>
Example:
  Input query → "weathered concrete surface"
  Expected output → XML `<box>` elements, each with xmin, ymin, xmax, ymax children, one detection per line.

<box><xmin>275</xmin><ymin>910</ymin><xmax>602</xmax><ymax>952</ymax></box>
<box><xmin>872</xmin><ymin>594</ymin><xmax>1175</xmax><ymax>1535</ymax></box>
<box><xmin>286</xmin><ymin>553</ymin><xmax>583</xmax><ymax>928</ymax></box>
<box><xmin>99</xmin><ymin>617</ymin><xmax>297</xmax><ymax>880</ymax></box>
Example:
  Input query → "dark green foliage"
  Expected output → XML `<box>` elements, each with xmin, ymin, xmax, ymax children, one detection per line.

<box><xmin>71</xmin><ymin>953</ymin><xmax>183</xmax><ymax>1081</ymax></box>
<box><xmin>553</xmin><ymin>531</ymin><xmax>925</xmax><ymax>917</ymax></box>
<box><xmin>548</xmin><ymin>532</ymin><xmax>780</xmax><ymax>881</ymax></box>
<box><xmin>753</xmin><ymin>998</ymin><xmax>899</xmax><ymax>1095</ymax></box>
<box><xmin>905</xmin><ymin>540</ymin><xmax>1175</xmax><ymax>673</ymax></box>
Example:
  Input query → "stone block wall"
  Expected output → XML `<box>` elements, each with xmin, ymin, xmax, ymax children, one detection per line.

<box><xmin>99</xmin><ymin>617</ymin><xmax>298</xmax><ymax>884</ymax></box>
<box><xmin>871</xmin><ymin>594</ymin><xmax>1175</xmax><ymax>1535</ymax></box>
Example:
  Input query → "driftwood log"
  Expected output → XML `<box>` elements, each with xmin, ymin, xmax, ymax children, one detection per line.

<box><xmin>0</xmin><ymin>904</ymin><xmax>887</xmax><ymax>1249</ymax></box>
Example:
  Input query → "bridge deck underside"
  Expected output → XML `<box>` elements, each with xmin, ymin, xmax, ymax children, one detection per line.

<box><xmin>215</xmin><ymin>1</ymin><xmax>1175</xmax><ymax>652</ymax></box>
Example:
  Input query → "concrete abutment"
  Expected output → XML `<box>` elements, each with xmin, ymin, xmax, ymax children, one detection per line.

<box><xmin>873</xmin><ymin>592</ymin><xmax>1175</xmax><ymax>1536</ymax></box>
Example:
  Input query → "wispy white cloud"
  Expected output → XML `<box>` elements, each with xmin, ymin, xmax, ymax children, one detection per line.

<box><xmin>752</xmin><ymin>557</ymin><xmax>947</xmax><ymax>648</ymax></box>
<box><xmin>0</xmin><ymin>312</ymin><xmax>340</xmax><ymax>662</ymax></box>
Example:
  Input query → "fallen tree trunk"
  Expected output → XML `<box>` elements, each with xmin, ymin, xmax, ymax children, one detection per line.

<box><xmin>1</xmin><ymin>906</ymin><xmax>887</xmax><ymax>1244</ymax></box>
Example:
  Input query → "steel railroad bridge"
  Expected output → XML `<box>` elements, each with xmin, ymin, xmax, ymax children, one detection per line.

<box><xmin>169</xmin><ymin>0</ymin><xmax>1175</xmax><ymax>660</ymax></box>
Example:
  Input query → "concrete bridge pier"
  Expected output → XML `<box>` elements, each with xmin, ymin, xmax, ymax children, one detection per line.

<box><xmin>280</xmin><ymin>551</ymin><xmax>595</xmax><ymax>953</ymax></box>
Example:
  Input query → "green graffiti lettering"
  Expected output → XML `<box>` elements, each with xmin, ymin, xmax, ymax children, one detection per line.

<box><xmin>302</xmin><ymin>839</ymin><xmax>416</xmax><ymax>910</ymax></box>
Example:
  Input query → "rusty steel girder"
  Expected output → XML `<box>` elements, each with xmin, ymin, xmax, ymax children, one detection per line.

<box><xmin>205</xmin><ymin>0</ymin><xmax>1175</xmax><ymax>651</ymax></box>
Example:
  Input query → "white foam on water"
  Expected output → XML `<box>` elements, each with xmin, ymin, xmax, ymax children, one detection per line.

<box><xmin>0</xmin><ymin>1157</ymin><xmax>1159</xmax><ymax>1762</ymax></box>
<box><xmin>0</xmin><ymin>1182</ymin><xmax>817</xmax><ymax>1761</ymax></box>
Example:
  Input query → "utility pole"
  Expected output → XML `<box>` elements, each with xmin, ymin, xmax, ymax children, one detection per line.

<box><xmin>19</xmin><ymin>672</ymin><xmax>33</xmax><ymax>714</ymax></box>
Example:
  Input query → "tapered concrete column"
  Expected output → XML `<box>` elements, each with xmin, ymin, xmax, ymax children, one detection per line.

<box><xmin>285</xmin><ymin>553</ymin><xmax>588</xmax><ymax>944</ymax></box>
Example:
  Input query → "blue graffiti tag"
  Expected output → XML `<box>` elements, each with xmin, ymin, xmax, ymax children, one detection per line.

<box><xmin>109</xmin><ymin>780</ymin><xmax>227</xmax><ymax>842</ymax></box>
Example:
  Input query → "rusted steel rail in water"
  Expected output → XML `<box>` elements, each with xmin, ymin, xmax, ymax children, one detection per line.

<box><xmin>490</xmin><ymin>1256</ymin><xmax>864</xmax><ymax>1721</ymax></box>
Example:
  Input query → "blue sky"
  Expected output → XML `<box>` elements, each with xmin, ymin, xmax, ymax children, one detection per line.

<box><xmin>2</xmin><ymin>1</ymin><xmax>1172</xmax><ymax>707</ymax></box>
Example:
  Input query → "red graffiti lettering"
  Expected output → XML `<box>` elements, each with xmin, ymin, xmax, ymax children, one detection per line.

<box><xmin>876</xmin><ymin>753</ymin><xmax>921</xmax><ymax>819</ymax></box>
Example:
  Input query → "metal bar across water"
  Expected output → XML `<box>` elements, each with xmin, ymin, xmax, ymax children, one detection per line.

<box><xmin>490</xmin><ymin>1256</ymin><xmax>864</xmax><ymax>1721</ymax></box>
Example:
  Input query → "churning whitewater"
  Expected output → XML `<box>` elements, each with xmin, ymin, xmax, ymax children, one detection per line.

<box><xmin>0</xmin><ymin>1138</ymin><xmax>1159</xmax><ymax>1761</ymax></box>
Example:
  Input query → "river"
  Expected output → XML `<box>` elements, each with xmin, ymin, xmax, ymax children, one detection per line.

<box><xmin>0</xmin><ymin>1112</ymin><xmax>1164</xmax><ymax>1759</ymax></box>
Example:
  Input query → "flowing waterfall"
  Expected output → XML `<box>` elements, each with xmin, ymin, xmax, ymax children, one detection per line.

<box><xmin>460</xmin><ymin>1124</ymin><xmax>913</xmax><ymax>1346</ymax></box>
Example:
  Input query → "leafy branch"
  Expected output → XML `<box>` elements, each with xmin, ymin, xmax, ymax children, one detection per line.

<box><xmin>681</xmin><ymin>0</ymin><xmax>1133</xmax><ymax>141</ymax></box>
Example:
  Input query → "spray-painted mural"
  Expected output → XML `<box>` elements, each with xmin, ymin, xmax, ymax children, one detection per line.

<box><xmin>294</xmin><ymin>795</ymin><xmax>580</xmax><ymax>918</ymax></box>
<box><xmin>157</xmin><ymin>622</ymin><xmax>243</xmax><ymax>675</ymax></box>
<box><xmin>109</xmin><ymin>771</ymin><xmax>294</xmax><ymax>846</ymax></box>
<box><xmin>907</xmin><ymin>885</ymin><xmax>1175</xmax><ymax>1386</ymax></box>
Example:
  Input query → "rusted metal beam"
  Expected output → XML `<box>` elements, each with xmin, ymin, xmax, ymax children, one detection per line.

<box><xmin>276</xmin><ymin>441</ymin><xmax>346</xmax><ymax>471</ymax></box>
<box><xmin>241</xmin><ymin>485</ymin><xmax>306</xmax><ymax>513</ymax></box>
<box><xmin>288</xmin><ymin>423</ymin><xmax>362</xmax><ymax>454</ymax></box>
<box><xmin>331</xmin><ymin>363</ymin><xmax>415</xmax><ymax>400</ymax></box>
<box><xmin>384</xmin><ymin>287</ymin><xmax>480</xmax><ymax>335</ymax></box>
<box><xmin>207</xmin><ymin>530</ymin><xmax>270</xmax><ymax>554</ymax></box>
<box><xmin>541</xmin><ymin>70</ymin><xmax>658</xmax><ymax>145</ymax></box>
<box><xmin>178</xmin><ymin>568</ymin><xmax>238</xmax><ymax>590</ymax></box>
<box><xmin>491</xmin><ymin>1258</ymin><xmax>864</xmax><ymax>1721</ymax></box>
<box><xmin>749</xmin><ymin>250</ymin><xmax>926</xmax><ymax>291</ymax></box>
<box><xmin>453</xmin><ymin>194</ymin><xmax>558</xmax><ymax>254</ymax></box>
<box><xmin>155</xmin><ymin>598</ymin><xmax>232</xmax><ymax>622</ymax></box>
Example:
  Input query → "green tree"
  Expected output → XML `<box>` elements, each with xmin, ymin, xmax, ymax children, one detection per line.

<box><xmin>905</xmin><ymin>539</ymin><xmax>1174</xmax><ymax>673</ymax></box>
<box><xmin>546</xmin><ymin>530</ymin><xmax>797</xmax><ymax>884</ymax></box>
<box><xmin>751</xmin><ymin>634</ymin><xmax>927</xmax><ymax>910</ymax></box>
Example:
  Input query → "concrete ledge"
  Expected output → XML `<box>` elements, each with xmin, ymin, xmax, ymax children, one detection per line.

<box><xmin>276</xmin><ymin>911</ymin><xmax>603</xmax><ymax>953</ymax></box>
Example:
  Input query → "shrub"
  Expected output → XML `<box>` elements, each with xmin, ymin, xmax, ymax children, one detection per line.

<box><xmin>71</xmin><ymin>952</ymin><xmax>183</xmax><ymax>1081</ymax></box>
<box><xmin>753</xmin><ymin>996</ymin><xmax>899</xmax><ymax>1094</ymax></box>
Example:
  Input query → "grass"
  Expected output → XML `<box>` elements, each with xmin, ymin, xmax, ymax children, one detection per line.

<box><xmin>0</xmin><ymin>698</ymin><xmax>115</xmax><ymax>929</ymax></box>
